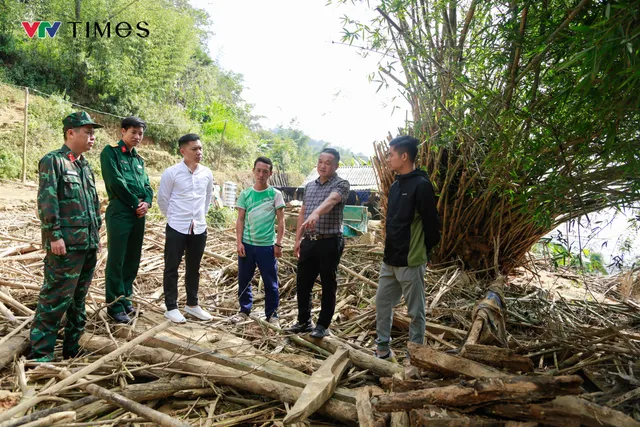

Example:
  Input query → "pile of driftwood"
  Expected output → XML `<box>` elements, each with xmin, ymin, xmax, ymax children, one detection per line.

<box><xmin>0</xmin><ymin>203</ymin><xmax>638</xmax><ymax>426</ymax></box>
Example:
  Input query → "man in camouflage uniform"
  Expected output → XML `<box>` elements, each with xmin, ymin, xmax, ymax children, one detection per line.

<box><xmin>30</xmin><ymin>112</ymin><xmax>103</xmax><ymax>362</ymax></box>
<box><xmin>101</xmin><ymin>116</ymin><xmax>153</xmax><ymax>323</ymax></box>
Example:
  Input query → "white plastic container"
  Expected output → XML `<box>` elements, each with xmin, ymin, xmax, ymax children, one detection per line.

<box><xmin>223</xmin><ymin>181</ymin><xmax>237</xmax><ymax>208</ymax></box>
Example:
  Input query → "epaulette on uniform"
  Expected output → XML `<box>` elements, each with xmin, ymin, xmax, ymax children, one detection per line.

<box><xmin>109</xmin><ymin>141</ymin><xmax>120</xmax><ymax>148</ymax></box>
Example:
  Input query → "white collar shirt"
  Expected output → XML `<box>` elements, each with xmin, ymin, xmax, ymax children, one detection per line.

<box><xmin>157</xmin><ymin>161</ymin><xmax>214</xmax><ymax>235</ymax></box>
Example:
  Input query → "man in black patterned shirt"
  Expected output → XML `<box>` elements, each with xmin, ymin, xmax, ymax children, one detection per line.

<box><xmin>287</xmin><ymin>148</ymin><xmax>350</xmax><ymax>338</ymax></box>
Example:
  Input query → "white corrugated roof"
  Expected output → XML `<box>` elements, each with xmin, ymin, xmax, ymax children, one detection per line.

<box><xmin>303</xmin><ymin>166</ymin><xmax>378</xmax><ymax>190</ymax></box>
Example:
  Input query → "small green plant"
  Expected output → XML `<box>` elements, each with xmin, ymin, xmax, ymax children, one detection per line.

<box><xmin>207</xmin><ymin>207</ymin><xmax>237</xmax><ymax>230</ymax></box>
<box><xmin>535</xmin><ymin>232</ymin><xmax>607</xmax><ymax>275</ymax></box>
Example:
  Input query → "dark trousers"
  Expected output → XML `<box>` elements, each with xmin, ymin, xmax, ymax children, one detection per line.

<box><xmin>295</xmin><ymin>236</ymin><xmax>344</xmax><ymax>328</ymax></box>
<box><xmin>163</xmin><ymin>225</ymin><xmax>207</xmax><ymax>311</ymax></box>
<box><xmin>105</xmin><ymin>203</ymin><xmax>145</xmax><ymax>315</ymax></box>
<box><xmin>237</xmin><ymin>243</ymin><xmax>280</xmax><ymax>319</ymax></box>
<box><xmin>30</xmin><ymin>249</ymin><xmax>97</xmax><ymax>359</ymax></box>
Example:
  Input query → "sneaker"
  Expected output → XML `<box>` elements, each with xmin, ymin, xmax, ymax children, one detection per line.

<box><xmin>267</xmin><ymin>316</ymin><xmax>280</xmax><ymax>329</ymax></box>
<box><xmin>184</xmin><ymin>306</ymin><xmax>213</xmax><ymax>321</ymax></box>
<box><xmin>375</xmin><ymin>349</ymin><xmax>397</xmax><ymax>363</ymax></box>
<box><xmin>164</xmin><ymin>309</ymin><xmax>187</xmax><ymax>323</ymax></box>
<box><xmin>109</xmin><ymin>311</ymin><xmax>131</xmax><ymax>324</ymax></box>
<box><xmin>230</xmin><ymin>312</ymin><xmax>249</xmax><ymax>323</ymax></box>
<box><xmin>310</xmin><ymin>325</ymin><xmax>329</xmax><ymax>339</ymax></box>
<box><xmin>285</xmin><ymin>320</ymin><xmax>314</xmax><ymax>334</ymax></box>
<box><xmin>125</xmin><ymin>303</ymin><xmax>143</xmax><ymax>316</ymax></box>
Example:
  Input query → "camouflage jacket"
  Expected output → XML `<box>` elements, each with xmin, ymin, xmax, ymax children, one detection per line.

<box><xmin>38</xmin><ymin>145</ymin><xmax>102</xmax><ymax>251</ymax></box>
<box><xmin>100</xmin><ymin>140</ymin><xmax>153</xmax><ymax>211</ymax></box>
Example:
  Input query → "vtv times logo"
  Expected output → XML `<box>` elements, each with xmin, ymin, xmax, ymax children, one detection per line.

<box><xmin>21</xmin><ymin>21</ymin><xmax>61</xmax><ymax>38</ymax></box>
<box><xmin>21</xmin><ymin>21</ymin><xmax>149</xmax><ymax>39</ymax></box>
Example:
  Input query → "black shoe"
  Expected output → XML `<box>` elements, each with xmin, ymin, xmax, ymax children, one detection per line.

<box><xmin>310</xmin><ymin>325</ymin><xmax>329</xmax><ymax>339</ymax></box>
<box><xmin>63</xmin><ymin>348</ymin><xmax>86</xmax><ymax>360</ymax></box>
<box><xmin>125</xmin><ymin>304</ymin><xmax>142</xmax><ymax>316</ymax></box>
<box><xmin>109</xmin><ymin>312</ymin><xmax>131</xmax><ymax>324</ymax></box>
<box><xmin>285</xmin><ymin>321</ymin><xmax>314</xmax><ymax>334</ymax></box>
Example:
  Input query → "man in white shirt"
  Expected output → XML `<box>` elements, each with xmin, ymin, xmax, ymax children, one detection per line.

<box><xmin>157</xmin><ymin>134</ymin><xmax>214</xmax><ymax>323</ymax></box>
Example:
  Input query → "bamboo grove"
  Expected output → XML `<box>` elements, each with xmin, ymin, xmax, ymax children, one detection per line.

<box><xmin>344</xmin><ymin>0</ymin><xmax>640</xmax><ymax>274</ymax></box>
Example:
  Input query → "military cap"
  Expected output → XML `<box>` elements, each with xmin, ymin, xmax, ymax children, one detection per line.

<box><xmin>62</xmin><ymin>111</ymin><xmax>104</xmax><ymax>130</ymax></box>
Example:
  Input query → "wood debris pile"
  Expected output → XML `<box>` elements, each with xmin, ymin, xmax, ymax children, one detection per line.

<box><xmin>0</xmin><ymin>204</ymin><xmax>638</xmax><ymax>426</ymax></box>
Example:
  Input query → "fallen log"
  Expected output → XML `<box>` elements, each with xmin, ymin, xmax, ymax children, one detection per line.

<box><xmin>40</xmin><ymin>320</ymin><xmax>171</xmax><ymax>395</ymax></box>
<box><xmin>0</xmin><ymin>395</ymin><xmax>99</xmax><ymax>427</ymax></box>
<box><xmin>80</xmin><ymin>335</ymin><xmax>358</xmax><ymax>424</ymax></box>
<box><xmin>408</xmin><ymin>342</ymin><xmax>506</xmax><ymax>379</ymax></box>
<box><xmin>390</xmin><ymin>411</ymin><xmax>410</xmax><ymax>427</ymax></box>
<box><xmin>0</xmin><ymin>279</ymin><xmax>40</xmax><ymax>292</ymax></box>
<box><xmin>0</xmin><ymin>331</ymin><xmax>29</xmax><ymax>371</ymax></box>
<box><xmin>339</xmin><ymin>264</ymin><xmax>378</xmax><ymax>288</ymax></box>
<box><xmin>0</xmin><ymin>290</ymin><xmax>33</xmax><ymax>316</ymax></box>
<box><xmin>355</xmin><ymin>387</ymin><xmax>376</xmax><ymax>427</ymax></box>
<box><xmin>482</xmin><ymin>395</ymin><xmax>640</xmax><ymax>427</ymax></box>
<box><xmin>459</xmin><ymin>344</ymin><xmax>534</xmax><ymax>373</ymax></box>
<box><xmin>283</xmin><ymin>348</ymin><xmax>350</xmax><ymax>424</ymax></box>
<box><xmin>393</xmin><ymin>316</ymin><xmax>467</xmax><ymax>341</ymax></box>
<box><xmin>0</xmin><ymin>315</ymin><xmax>33</xmax><ymax>348</ymax></box>
<box><xmin>75</xmin><ymin>376</ymin><xmax>211</xmax><ymax>421</ymax></box>
<box><xmin>301</xmin><ymin>333</ymin><xmax>403</xmax><ymax>378</ymax></box>
<box><xmin>251</xmin><ymin>314</ymin><xmax>402</xmax><ymax>378</ymax></box>
<box><xmin>410</xmin><ymin>408</ymin><xmax>512</xmax><ymax>426</ymax></box>
<box><xmin>379</xmin><ymin>377</ymin><xmax>456</xmax><ymax>393</ymax></box>
<box><xmin>20</xmin><ymin>411</ymin><xmax>75</xmax><ymax>427</ymax></box>
<box><xmin>0</xmin><ymin>300</ymin><xmax>17</xmax><ymax>323</ymax></box>
<box><xmin>374</xmin><ymin>375</ymin><xmax>583</xmax><ymax>412</ymax></box>
<box><xmin>142</xmin><ymin>332</ymin><xmax>355</xmax><ymax>404</ymax></box>
<box><xmin>47</xmin><ymin>365</ymin><xmax>190</xmax><ymax>427</ymax></box>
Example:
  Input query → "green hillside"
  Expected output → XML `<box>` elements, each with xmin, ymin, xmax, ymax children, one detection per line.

<box><xmin>0</xmin><ymin>0</ymin><xmax>365</xmax><ymax>185</ymax></box>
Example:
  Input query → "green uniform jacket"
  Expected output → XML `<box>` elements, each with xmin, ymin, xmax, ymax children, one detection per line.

<box><xmin>37</xmin><ymin>145</ymin><xmax>102</xmax><ymax>251</ymax></box>
<box><xmin>100</xmin><ymin>140</ymin><xmax>153</xmax><ymax>211</ymax></box>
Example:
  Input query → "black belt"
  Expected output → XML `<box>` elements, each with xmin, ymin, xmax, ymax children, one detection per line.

<box><xmin>304</xmin><ymin>233</ymin><xmax>342</xmax><ymax>241</ymax></box>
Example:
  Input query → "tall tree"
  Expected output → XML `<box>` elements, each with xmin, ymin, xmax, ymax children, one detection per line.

<box><xmin>341</xmin><ymin>0</ymin><xmax>640</xmax><ymax>274</ymax></box>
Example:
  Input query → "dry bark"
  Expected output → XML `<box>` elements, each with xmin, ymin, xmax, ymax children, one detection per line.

<box><xmin>0</xmin><ymin>331</ymin><xmax>28</xmax><ymax>371</ymax></box>
<box><xmin>283</xmin><ymin>348</ymin><xmax>350</xmax><ymax>424</ymax></box>
<box><xmin>408</xmin><ymin>342</ymin><xmax>507</xmax><ymax>379</ymax></box>
<box><xmin>482</xmin><ymin>395</ymin><xmax>640</xmax><ymax>427</ymax></box>
<box><xmin>374</xmin><ymin>375</ymin><xmax>583</xmax><ymax>412</ymax></box>
<box><xmin>460</xmin><ymin>344</ymin><xmax>534</xmax><ymax>373</ymax></box>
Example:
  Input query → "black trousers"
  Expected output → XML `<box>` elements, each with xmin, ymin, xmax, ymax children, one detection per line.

<box><xmin>163</xmin><ymin>224</ymin><xmax>207</xmax><ymax>311</ymax></box>
<box><xmin>295</xmin><ymin>236</ymin><xmax>344</xmax><ymax>328</ymax></box>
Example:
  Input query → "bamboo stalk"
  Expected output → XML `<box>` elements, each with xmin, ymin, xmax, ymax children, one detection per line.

<box><xmin>40</xmin><ymin>320</ymin><xmax>171</xmax><ymax>396</ymax></box>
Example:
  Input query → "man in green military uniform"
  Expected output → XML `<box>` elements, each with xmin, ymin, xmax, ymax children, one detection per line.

<box><xmin>101</xmin><ymin>116</ymin><xmax>153</xmax><ymax>323</ymax></box>
<box><xmin>30</xmin><ymin>111</ymin><xmax>103</xmax><ymax>362</ymax></box>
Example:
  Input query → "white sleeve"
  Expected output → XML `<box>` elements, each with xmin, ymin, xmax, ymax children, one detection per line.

<box><xmin>274</xmin><ymin>189</ymin><xmax>285</xmax><ymax>209</ymax></box>
<box><xmin>157</xmin><ymin>169</ymin><xmax>173</xmax><ymax>217</ymax></box>
<box><xmin>204</xmin><ymin>170</ymin><xmax>214</xmax><ymax>214</ymax></box>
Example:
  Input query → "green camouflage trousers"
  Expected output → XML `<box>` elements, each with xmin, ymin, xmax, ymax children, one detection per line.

<box><xmin>30</xmin><ymin>249</ymin><xmax>97</xmax><ymax>359</ymax></box>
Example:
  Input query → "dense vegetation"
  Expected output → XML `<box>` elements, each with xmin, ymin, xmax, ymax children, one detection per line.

<box><xmin>0</xmin><ymin>0</ymin><xmax>364</xmax><ymax>182</ymax></box>
<box><xmin>341</xmin><ymin>0</ymin><xmax>640</xmax><ymax>274</ymax></box>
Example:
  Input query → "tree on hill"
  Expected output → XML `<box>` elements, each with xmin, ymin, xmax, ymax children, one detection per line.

<box><xmin>0</xmin><ymin>0</ymin><xmax>256</xmax><ymax>164</ymax></box>
<box><xmin>341</xmin><ymin>0</ymin><xmax>640</xmax><ymax>274</ymax></box>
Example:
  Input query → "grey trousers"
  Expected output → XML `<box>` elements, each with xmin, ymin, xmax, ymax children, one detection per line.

<box><xmin>375</xmin><ymin>262</ymin><xmax>426</xmax><ymax>351</ymax></box>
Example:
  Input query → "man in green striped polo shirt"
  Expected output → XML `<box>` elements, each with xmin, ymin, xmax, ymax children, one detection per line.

<box><xmin>231</xmin><ymin>156</ymin><xmax>285</xmax><ymax>326</ymax></box>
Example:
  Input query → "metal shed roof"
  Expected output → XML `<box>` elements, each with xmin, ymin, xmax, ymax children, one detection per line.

<box><xmin>302</xmin><ymin>166</ymin><xmax>379</xmax><ymax>190</ymax></box>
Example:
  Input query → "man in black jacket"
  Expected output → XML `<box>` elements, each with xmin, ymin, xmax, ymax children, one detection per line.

<box><xmin>375</xmin><ymin>136</ymin><xmax>440</xmax><ymax>359</ymax></box>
